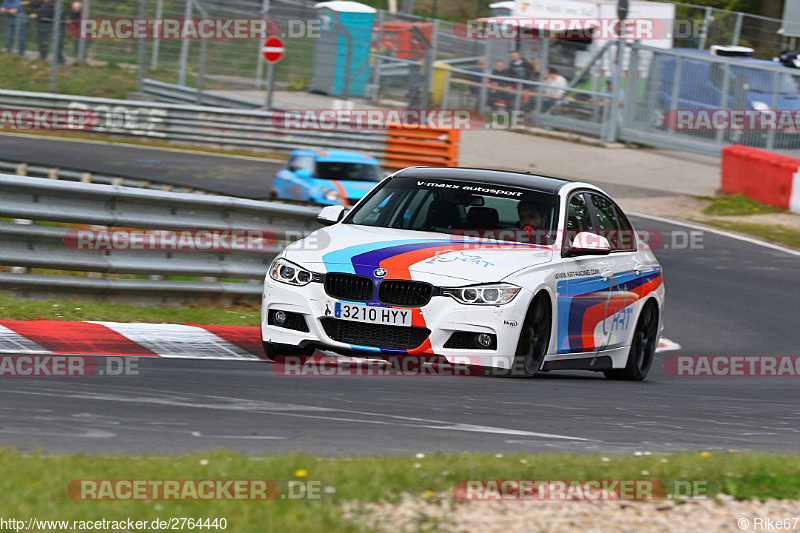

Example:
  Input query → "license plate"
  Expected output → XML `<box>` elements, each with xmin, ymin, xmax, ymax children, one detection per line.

<box><xmin>327</xmin><ymin>301</ymin><xmax>412</xmax><ymax>327</ymax></box>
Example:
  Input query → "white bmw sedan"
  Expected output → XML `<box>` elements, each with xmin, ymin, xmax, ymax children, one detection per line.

<box><xmin>261</xmin><ymin>167</ymin><xmax>664</xmax><ymax>380</ymax></box>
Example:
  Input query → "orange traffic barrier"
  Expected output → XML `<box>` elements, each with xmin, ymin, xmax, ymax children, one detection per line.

<box><xmin>721</xmin><ymin>145</ymin><xmax>800</xmax><ymax>213</ymax></box>
<box><xmin>383</xmin><ymin>124</ymin><xmax>460</xmax><ymax>171</ymax></box>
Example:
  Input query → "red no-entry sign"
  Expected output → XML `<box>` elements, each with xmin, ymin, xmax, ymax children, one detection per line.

<box><xmin>262</xmin><ymin>36</ymin><xmax>285</xmax><ymax>63</ymax></box>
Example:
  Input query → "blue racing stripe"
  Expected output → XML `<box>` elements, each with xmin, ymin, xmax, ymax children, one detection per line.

<box><xmin>349</xmin><ymin>344</ymin><xmax>382</xmax><ymax>353</ymax></box>
<box><xmin>322</xmin><ymin>239</ymin><xmax>448</xmax><ymax>274</ymax></box>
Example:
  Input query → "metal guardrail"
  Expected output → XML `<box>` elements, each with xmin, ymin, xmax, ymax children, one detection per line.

<box><xmin>141</xmin><ymin>79</ymin><xmax>263</xmax><ymax>110</ymax></box>
<box><xmin>0</xmin><ymin>89</ymin><xmax>389</xmax><ymax>158</ymax></box>
<box><xmin>0</xmin><ymin>174</ymin><xmax>321</xmax><ymax>302</ymax></box>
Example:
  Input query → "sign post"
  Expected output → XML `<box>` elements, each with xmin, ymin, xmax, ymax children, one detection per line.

<box><xmin>262</xmin><ymin>36</ymin><xmax>285</xmax><ymax>110</ymax></box>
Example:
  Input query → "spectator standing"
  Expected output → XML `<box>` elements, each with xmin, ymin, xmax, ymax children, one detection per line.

<box><xmin>31</xmin><ymin>0</ymin><xmax>63</xmax><ymax>62</ymax></box>
<box><xmin>468</xmin><ymin>57</ymin><xmax>484</xmax><ymax>96</ymax></box>
<box><xmin>68</xmin><ymin>0</ymin><xmax>81</xmax><ymax>58</ymax></box>
<box><xmin>603</xmin><ymin>79</ymin><xmax>624</xmax><ymax>104</ymax></box>
<box><xmin>2</xmin><ymin>0</ymin><xmax>28</xmax><ymax>55</ymax></box>
<box><xmin>488</xmin><ymin>59</ymin><xmax>509</xmax><ymax>110</ymax></box>
<box><xmin>542</xmin><ymin>66</ymin><xmax>567</xmax><ymax>111</ymax></box>
<box><xmin>508</xmin><ymin>50</ymin><xmax>535</xmax><ymax>112</ymax></box>
<box><xmin>508</xmin><ymin>50</ymin><xmax>534</xmax><ymax>80</ymax></box>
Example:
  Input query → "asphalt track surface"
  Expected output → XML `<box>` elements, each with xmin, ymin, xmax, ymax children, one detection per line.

<box><xmin>0</xmin><ymin>136</ymin><xmax>799</xmax><ymax>455</ymax></box>
<box><xmin>0</xmin><ymin>134</ymin><xmax>672</xmax><ymax>200</ymax></box>
<box><xmin>0</xmin><ymin>135</ymin><xmax>284</xmax><ymax>199</ymax></box>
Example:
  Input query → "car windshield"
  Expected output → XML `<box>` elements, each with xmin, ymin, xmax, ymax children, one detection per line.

<box><xmin>317</xmin><ymin>162</ymin><xmax>382</xmax><ymax>182</ymax></box>
<box><xmin>345</xmin><ymin>177</ymin><xmax>560</xmax><ymax>245</ymax></box>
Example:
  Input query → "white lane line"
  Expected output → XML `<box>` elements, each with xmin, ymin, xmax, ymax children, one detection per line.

<box><xmin>191</xmin><ymin>431</ymin><xmax>285</xmax><ymax>440</ymax></box>
<box><xmin>89</xmin><ymin>322</ymin><xmax>259</xmax><ymax>360</ymax></box>
<box><xmin>0</xmin><ymin>324</ymin><xmax>50</xmax><ymax>354</ymax></box>
<box><xmin>629</xmin><ymin>212</ymin><xmax>800</xmax><ymax>257</ymax></box>
<box><xmin>417</xmin><ymin>423</ymin><xmax>593</xmax><ymax>440</ymax></box>
<box><xmin>656</xmin><ymin>338</ymin><xmax>681</xmax><ymax>353</ymax></box>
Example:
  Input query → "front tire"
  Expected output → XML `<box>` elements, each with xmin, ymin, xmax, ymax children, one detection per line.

<box><xmin>508</xmin><ymin>293</ymin><xmax>552</xmax><ymax>378</ymax></box>
<box><xmin>604</xmin><ymin>300</ymin><xmax>658</xmax><ymax>381</ymax></box>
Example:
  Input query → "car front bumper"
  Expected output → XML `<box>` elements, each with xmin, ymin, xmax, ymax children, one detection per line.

<box><xmin>261</xmin><ymin>275</ymin><xmax>535</xmax><ymax>370</ymax></box>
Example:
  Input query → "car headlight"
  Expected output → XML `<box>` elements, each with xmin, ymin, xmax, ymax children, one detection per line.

<box><xmin>441</xmin><ymin>283</ymin><xmax>521</xmax><ymax>305</ymax></box>
<box><xmin>752</xmin><ymin>100</ymin><xmax>771</xmax><ymax>112</ymax></box>
<box><xmin>269</xmin><ymin>258</ymin><xmax>314</xmax><ymax>286</ymax></box>
<box><xmin>322</xmin><ymin>188</ymin><xmax>341</xmax><ymax>202</ymax></box>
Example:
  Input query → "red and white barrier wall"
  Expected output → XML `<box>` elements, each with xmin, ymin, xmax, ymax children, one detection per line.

<box><xmin>721</xmin><ymin>145</ymin><xmax>800</xmax><ymax>214</ymax></box>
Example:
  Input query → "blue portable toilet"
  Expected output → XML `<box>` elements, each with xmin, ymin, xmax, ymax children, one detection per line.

<box><xmin>311</xmin><ymin>1</ymin><xmax>377</xmax><ymax>97</ymax></box>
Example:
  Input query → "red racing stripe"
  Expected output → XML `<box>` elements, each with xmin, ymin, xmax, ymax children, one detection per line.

<box><xmin>378</xmin><ymin>243</ymin><xmax>530</xmax><ymax>280</ymax></box>
<box><xmin>379</xmin><ymin>244</ymin><xmax>532</xmax><ymax>354</ymax></box>
<box><xmin>408</xmin><ymin>338</ymin><xmax>434</xmax><ymax>355</ymax></box>
<box><xmin>577</xmin><ymin>275</ymin><xmax>664</xmax><ymax>349</ymax></box>
<box><xmin>189</xmin><ymin>324</ymin><xmax>264</xmax><ymax>358</ymax></box>
<box><xmin>579</xmin><ymin>293</ymin><xmax>629</xmax><ymax>350</ymax></box>
<box><xmin>0</xmin><ymin>320</ymin><xmax>159</xmax><ymax>356</ymax></box>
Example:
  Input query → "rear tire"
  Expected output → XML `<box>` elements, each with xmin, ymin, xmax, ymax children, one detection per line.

<box><xmin>604</xmin><ymin>300</ymin><xmax>658</xmax><ymax>381</ymax></box>
<box><xmin>507</xmin><ymin>293</ymin><xmax>552</xmax><ymax>378</ymax></box>
<box><xmin>261</xmin><ymin>341</ymin><xmax>314</xmax><ymax>362</ymax></box>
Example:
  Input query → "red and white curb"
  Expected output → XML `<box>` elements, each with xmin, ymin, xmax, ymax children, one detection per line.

<box><xmin>0</xmin><ymin>320</ymin><xmax>263</xmax><ymax>360</ymax></box>
<box><xmin>657</xmin><ymin>338</ymin><xmax>681</xmax><ymax>353</ymax></box>
<box><xmin>0</xmin><ymin>320</ymin><xmax>681</xmax><ymax>361</ymax></box>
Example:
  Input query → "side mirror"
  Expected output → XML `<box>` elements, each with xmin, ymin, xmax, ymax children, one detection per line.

<box><xmin>317</xmin><ymin>205</ymin><xmax>347</xmax><ymax>226</ymax></box>
<box><xmin>564</xmin><ymin>231</ymin><xmax>611</xmax><ymax>257</ymax></box>
<box><xmin>294</xmin><ymin>169</ymin><xmax>313</xmax><ymax>180</ymax></box>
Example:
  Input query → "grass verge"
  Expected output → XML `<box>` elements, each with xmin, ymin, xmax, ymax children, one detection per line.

<box><xmin>0</xmin><ymin>53</ymin><xmax>215</xmax><ymax>99</ymax></box>
<box><xmin>0</xmin><ymin>292</ymin><xmax>258</xmax><ymax>325</ymax></box>
<box><xmin>691</xmin><ymin>219</ymin><xmax>800</xmax><ymax>249</ymax></box>
<box><xmin>700</xmin><ymin>194</ymin><xmax>785</xmax><ymax>217</ymax></box>
<box><xmin>0</xmin><ymin>450</ymin><xmax>798</xmax><ymax>531</ymax></box>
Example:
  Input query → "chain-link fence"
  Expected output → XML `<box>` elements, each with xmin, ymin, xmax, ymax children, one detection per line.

<box><xmin>5</xmin><ymin>0</ymin><xmax>800</xmax><ymax>159</ymax></box>
<box><xmin>668</xmin><ymin>2</ymin><xmax>785</xmax><ymax>59</ymax></box>
<box><xmin>5</xmin><ymin>1</ymin><xmax>790</xmax><ymax>99</ymax></box>
<box><xmin>619</xmin><ymin>42</ymin><xmax>800</xmax><ymax>156</ymax></box>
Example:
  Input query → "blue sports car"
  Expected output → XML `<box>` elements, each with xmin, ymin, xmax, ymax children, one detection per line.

<box><xmin>271</xmin><ymin>149</ymin><xmax>383</xmax><ymax>206</ymax></box>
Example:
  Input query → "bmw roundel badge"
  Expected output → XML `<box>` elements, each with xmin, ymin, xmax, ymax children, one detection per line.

<box><xmin>374</xmin><ymin>268</ymin><xmax>387</xmax><ymax>277</ymax></box>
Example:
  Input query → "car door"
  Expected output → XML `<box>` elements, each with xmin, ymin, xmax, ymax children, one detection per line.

<box><xmin>287</xmin><ymin>155</ymin><xmax>316</xmax><ymax>200</ymax></box>
<box><xmin>556</xmin><ymin>192</ymin><xmax>612</xmax><ymax>354</ymax></box>
<box><xmin>273</xmin><ymin>156</ymin><xmax>294</xmax><ymax>198</ymax></box>
<box><xmin>586</xmin><ymin>192</ymin><xmax>639</xmax><ymax>351</ymax></box>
